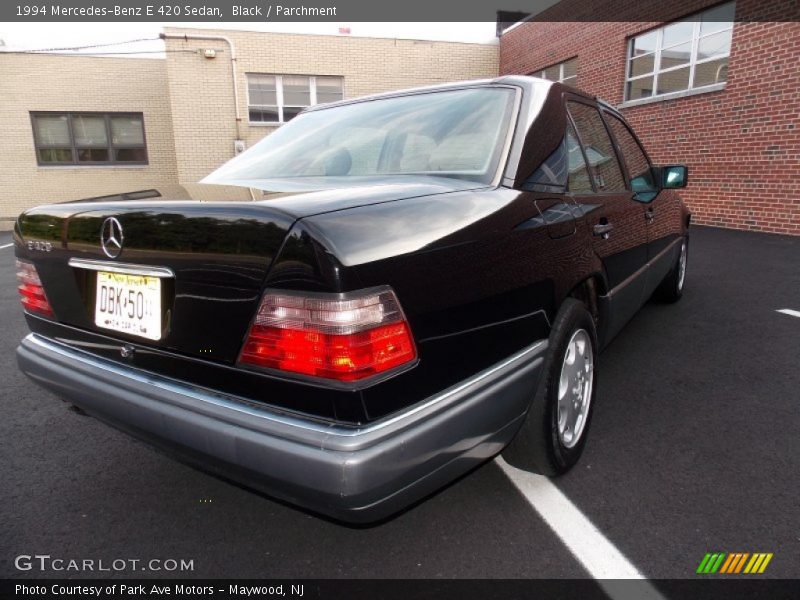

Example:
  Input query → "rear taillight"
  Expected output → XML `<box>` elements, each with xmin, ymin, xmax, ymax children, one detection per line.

<box><xmin>16</xmin><ymin>259</ymin><xmax>54</xmax><ymax>317</ymax></box>
<box><xmin>240</xmin><ymin>287</ymin><xmax>417</xmax><ymax>382</ymax></box>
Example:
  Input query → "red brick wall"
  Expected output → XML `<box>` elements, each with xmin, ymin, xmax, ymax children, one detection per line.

<box><xmin>500</xmin><ymin>0</ymin><xmax>800</xmax><ymax>235</ymax></box>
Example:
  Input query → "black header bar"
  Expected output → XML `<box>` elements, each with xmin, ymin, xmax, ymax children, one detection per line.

<box><xmin>1</xmin><ymin>0</ymin><xmax>798</xmax><ymax>23</ymax></box>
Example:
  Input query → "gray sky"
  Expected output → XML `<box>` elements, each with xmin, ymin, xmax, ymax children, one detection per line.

<box><xmin>0</xmin><ymin>23</ymin><xmax>498</xmax><ymax>56</ymax></box>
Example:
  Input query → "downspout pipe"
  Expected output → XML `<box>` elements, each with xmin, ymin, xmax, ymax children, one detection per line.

<box><xmin>159</xmin><ymin>32</ymin><xmax>242</xmax><ymax>141</ymax></box>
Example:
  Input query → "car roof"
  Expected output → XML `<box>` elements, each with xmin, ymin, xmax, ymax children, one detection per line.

<box><xmin>302</xmin><ymin>75</ymin><xmax>601</xmax><ymax>113</ymax></box>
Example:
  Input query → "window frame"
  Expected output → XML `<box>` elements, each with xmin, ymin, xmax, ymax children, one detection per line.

<box><xmin>246</xmin><ymin>74</ymin><xmax>345</xmax><ymax>125</ymax></box>
<box><xmin>533</xmin><ymin>57</ymin><xmax>578</xmax><ymax>85</ymax></box>
<box><xmin>624</xmin><ymin>1</ymin><xmax>735</xmax><ymax>104</ymax></box>
<box><xmin>600</xmin><ymin>108</ymin><xmax>654</xmax><ymax>179</ymax></box>
<box><xmin>564</xmin><ymin>121</ymin><xmax>595</xmax><ymax>194</ymax></box>
<box><xmin>599</xmin><ymin>108</ymin><xmax>663</xmax><ymax>202</ymax></box>
<box><xmin>30</xmin><ymin>111</ymin><xmax>148</xmax><ymax>167</ymax></box>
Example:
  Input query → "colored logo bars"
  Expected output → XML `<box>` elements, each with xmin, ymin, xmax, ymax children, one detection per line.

<box><xmin>697</xmin><ymin>552</ymin><xmax>773</xmax><ymax>574</ymax></box>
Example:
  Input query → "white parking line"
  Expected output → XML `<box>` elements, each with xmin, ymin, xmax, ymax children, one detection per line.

<box><xmin>777</xmin><ymin>308</ymin><xmax>800</xmax><ymax>319</ymax></box>
<box><xmin>0</xmin><ymin>243</ymin><xmax>13</xmax><ymax>250</ymax></box>
<box><xmin>496</xmin><ymin>457</ymin><xmax>667</xmax><ymax>599</ymax></box>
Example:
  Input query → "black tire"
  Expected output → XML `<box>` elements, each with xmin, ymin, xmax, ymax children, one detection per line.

<box><xmin>655</xmin><ymin>236</ymin><xmax>688</xmax><ymax>303</ymax></box>
<box><xmin>502</xmin><ymin>298</ymin><xmax>598</xmax><ymax>476</ymax></box>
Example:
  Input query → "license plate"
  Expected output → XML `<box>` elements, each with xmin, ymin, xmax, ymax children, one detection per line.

<box><xmin>95</xmin><ymin>271</ymin><xmax>161</xmax><ymax>340</ymax></box>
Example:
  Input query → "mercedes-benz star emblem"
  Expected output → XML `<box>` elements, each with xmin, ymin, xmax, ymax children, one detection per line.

<box><xmin>100</xmin><ymin>217</ymin><xmax>124</xmax><ymax>258</ymax></box>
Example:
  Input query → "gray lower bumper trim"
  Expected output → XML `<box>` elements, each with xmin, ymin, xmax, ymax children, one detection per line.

<box><xmin>17</xmin><ymin>333</ymin><xmax>546</xmax><ymax>522</ymax></box>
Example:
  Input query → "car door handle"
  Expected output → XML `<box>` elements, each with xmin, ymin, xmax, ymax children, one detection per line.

<box><xmin>593</xmin><ymin>223</ymin><xmax>614</xmax><ymax>237</ymax></box>
<box><xmin>645</xmin><ymin>208</ymin><xmax>656</xmax><ymax>222</ymax></box>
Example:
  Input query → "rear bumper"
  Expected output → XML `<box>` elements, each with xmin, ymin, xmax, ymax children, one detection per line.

<box><xmin>17</xmin><ymin>333</ymin><xmax>546</xmax><ymax>523</ymax></box>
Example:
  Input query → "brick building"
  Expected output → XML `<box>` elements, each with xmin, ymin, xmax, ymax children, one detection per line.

<box><xmin>0</xmin><ymin>28</ymin><xmax>498</xmax><ymax>229</ymax></box>
<box><xmin>501</xmin><ymin>0</ymin><xmax>800</xmax><ymax>235</ymax></box>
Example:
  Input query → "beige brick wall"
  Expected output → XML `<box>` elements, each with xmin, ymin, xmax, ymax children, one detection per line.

<box><xmin>0</xmin><ymin>54</ymin><xmax>178</xmax><ymax>228</ymax></box>
<box><xmin>0</xmin><ymin>31</ymin><xmax>498</xmax><ymax>230</ymax></box>
<box><xmin>163</xmin><ymin>28</ymin><xmax>499</xmax><ymax>183</ymax></box>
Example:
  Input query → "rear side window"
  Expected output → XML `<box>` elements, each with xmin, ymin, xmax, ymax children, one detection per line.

<box><xmin>566</xmin><ymin>101</ymin><xmax>626</xmax><ymax>192</ymax></box>
<box><xmin>603</xmin><ymin>112</ymin><xmax>657</xmax><ymax>197</ymax></box>
<box><xmin>566</xmin><ymin>123</ymin><xmax>593</xmax><ymax>193</ymax></box>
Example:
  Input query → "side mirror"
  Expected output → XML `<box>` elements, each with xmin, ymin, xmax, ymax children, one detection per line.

<box><xmin>660</xmin><ymin>164</ymin><xmax>688</xmax><ymax>189</ymax></box>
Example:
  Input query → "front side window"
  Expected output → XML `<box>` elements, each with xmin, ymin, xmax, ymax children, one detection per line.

<box><xmin>247</xmin><ymin>74</ymin><xmax>344</xmax><ymax>124</ymax></box>
<box><xmin>535</xmin><ymin>57</ymin><xmax>578</xmax><ymax>85</ymax></box>
<box><xmin>566</xmin><ymin>102</ymin><xmax>626</xmax><ymax>192</ymax></box>
<box><xmin>31</xmin><ymin>112</ymin><xmax>147</xmax><ymax>165</ymax></box>
<box><xmin>603</xmin><ymin>112</ymin><xmax>657</xmax><ymax>198</ymax></box>
<box><xmin>207</xmin><ymin>87</ymin><xmax>517</xmax><ymax>189</ymax></box>
<box><xmin>626</xmin><ymin>1</ymin><xmax>735</xmax><ymax>101</ymax></box>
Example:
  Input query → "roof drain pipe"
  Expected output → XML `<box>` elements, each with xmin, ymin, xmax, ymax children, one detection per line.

<box><xmin>159</xmin><ymin>32</ymin><xmax>244</xmax><ymax>152</ymax></box>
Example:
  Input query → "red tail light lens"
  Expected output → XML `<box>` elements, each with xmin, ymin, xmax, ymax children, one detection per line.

<box><xmin>240</xmin><ymin>287</ymin><xmax>417</xmax><ymax>382</ymax></box>
<box><xmin>16</xmin><ymin>259</ymin><xmax>54</xmax><ymax>317</ymax></box>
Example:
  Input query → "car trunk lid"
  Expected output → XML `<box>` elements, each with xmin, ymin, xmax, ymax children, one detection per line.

<box><xmin>17</xmin><ymin>201</ymin><xmax>295</xmax><ymax>363</ymax></box>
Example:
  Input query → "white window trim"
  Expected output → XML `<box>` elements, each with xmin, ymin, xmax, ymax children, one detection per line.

<box><xmin>625</xmin><ymin>6</ymin><xmax>734</xmax><ymax>103</ymax></box>
<box><xmin>618</xmin><ymin>81</ymin><xmax>726</xmax><ymax>109</ymax></box>
<box><xmin>247</xmin><ymin>74</ymin><xmax>344</xmax><ymax>126</ymax></box>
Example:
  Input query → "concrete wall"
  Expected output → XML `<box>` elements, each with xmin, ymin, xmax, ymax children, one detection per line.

<box><xmin>0</xmin><ymin>54</ymin><xmax>179</xmax><ymax>228</ymax></box>
<box><xmin>163</xmin><ymin>28</ymin><xmax>500</xmax><ymax>183</ymax></box>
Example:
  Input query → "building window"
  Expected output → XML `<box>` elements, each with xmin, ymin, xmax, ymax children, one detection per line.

<box><xmin>31</xmin><ymin>112</ymin><xmax>147</xmax><ymax>166</ymax></box>
<box><xmin>625</xmin><ymin>1</ymin><xmax>735</xmax><ymax>102</ymax></box>
<box><xmin>535</xmin><ymin>58</ymin><xmax>578</xmax><ymax>84</ymax></box>
<box><xmin>247</xmin><ymin>74</ymin><xmax>344</xmax><ymax>124</ymax></box>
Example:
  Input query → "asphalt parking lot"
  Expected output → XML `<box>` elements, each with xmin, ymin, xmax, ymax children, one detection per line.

<box><xmin>1</xmin><ymin>225</ymin><xmax>798</xmax><ymax>582</ymax></box>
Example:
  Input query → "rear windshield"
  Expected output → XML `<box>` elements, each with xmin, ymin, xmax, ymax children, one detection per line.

<box><xmin>204</xmin><ymin>87</ymin><xmax>517</xmax><ymax>190</ymax></box>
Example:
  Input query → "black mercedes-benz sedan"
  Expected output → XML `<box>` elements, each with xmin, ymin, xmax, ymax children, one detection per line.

<box><xmin>14</xmin><ymin>76</ymin><xmax>690</xmax><ymax>522</ymax></box>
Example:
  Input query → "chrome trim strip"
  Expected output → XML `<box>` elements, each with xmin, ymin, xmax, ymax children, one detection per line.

<box><xmin>24</xmin><ymin>333</ymin><xmax>546</xmax><ymax>440</ymax></box>
<box><xmin>356</xmin><ymin>339</ymin><xmax>545</xmax><ymax>436</ymax></box>
<box><xmin>606</xmin><ymin>236</ymin><xmax>682</xmax><ymax>299</ymax></box>
<box><xmin>68</xmin><ymin>258</ymin><xmax>175</xmax><ymax>278</ymax></box>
